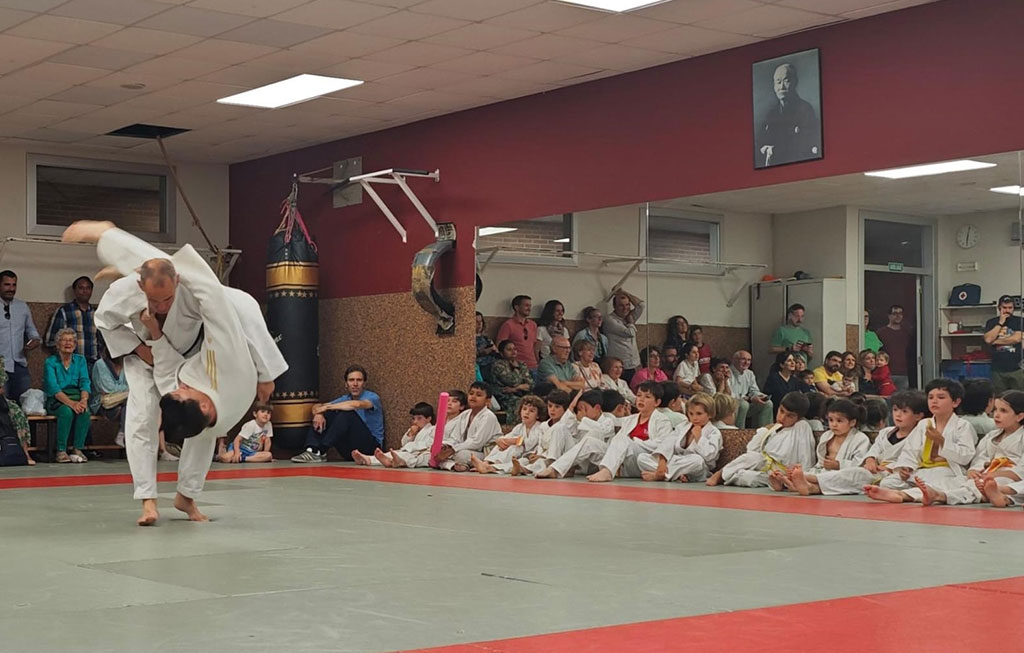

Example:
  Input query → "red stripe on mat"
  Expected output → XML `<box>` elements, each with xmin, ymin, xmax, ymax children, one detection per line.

<box><xmin>4</xmin><ymin>464</ymin><xmax>1024</xmax><ymax>531</ymax></box>
<box><xmin>407</xmin><ymin>576</ymin><xmax>1024</xmax><ymax>653</ymax></box>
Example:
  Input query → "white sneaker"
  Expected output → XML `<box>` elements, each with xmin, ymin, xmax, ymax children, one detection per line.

<box><xmin>159</xmin><ymin>451</ymin><xmax>179</xmax><ymax>462</ymax></box>
<box><xmin>115</xmin><ymin>432</ymin><xmax>125</xmax><ymax>448</ymax></box>
<box><xmin>68</xmin><ymin>452</ymin><xmax>86</xmax><ymax>463</ymax></box>
<box><xmin>291</xmin><ymin>449</ymin><xmax>324</xmax><ymax>463</ymax></box>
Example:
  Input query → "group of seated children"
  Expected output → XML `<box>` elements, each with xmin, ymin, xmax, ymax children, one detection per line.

<box><xmin>341</xmin><ymin>376</ymin><xmax>1024</xmax><ymax>509</ymax></box>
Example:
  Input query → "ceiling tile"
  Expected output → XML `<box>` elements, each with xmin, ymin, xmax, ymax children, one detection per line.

<box><xmin>171</xmin><ymin>39</ymin><xmax>278</xmax><ymax>65</ymax></box>
<box><xmin>373</xmin><ymin>66</ymin><xmax>479</xmax><ymax>90</ymax></box>
<box><xmin>349</xmin><ymin>11</ymin><xmax>470</xmax><ymax>40</ymax></box>
<box><xmin>556</xmin><ymin>14</ymin><xmax>677</xmax><ymax>43</ymax></box>
<box><xmin>87</xmin><ymin>70</ymin><xmax>183</xmax><ymax>93</ymax></box>
<box><xmin>136</xmin><ymin>6</ymin><xmax>256</xmax><ymax>37</ymax></box>
<box><xmin>385</xmin><ymin>89</ymin><xmax>491</xmax><ymax>112</ymax></box>
<box><xmin>343</xmin><ymin>0</ymin><xmax>422</xmax><ymax>8</ymax></box>
<box><xmin>89</xmin><ymin>27</ymin><xmax>204</xmax><ymax>54</ymax></box>
<box><xmin>48</xmin><ymin>85</ymin><xmax>145</xmax><ymax>105</ymax></box>
<box><xmin>50</xmin><ymin>112</ymin><xmax>147</xmax><ymax>135</ymax></box>
<box><xmin>620</xmin><ymin>24</ymin><xmax>757</xmax><ymax>55</ymax></box>
<box><xmin>197</xmin><ymin>64</ymin><xmax>291</xmax><ymax>86</ymax></box>
<box><xmin>424</xmin><ymin>22</ymin><xmax>540</xmax><ymax>50</ymax></box>
<box><xmin>364</xmin><ymin>41</ymin><xmax>473</xmax><ymax>66</ymax></box>
<box><xmin>432</xmin><ymin>51</ymin><xmax>540</xmax><ymax>76</ymax></box>
<box><xmin>316</xmin><ymin>57</ymin><xmax>415</xmax><ymax>81</ymax></box>
<box><xmin>22</xmin><ymin>99</ymin><xmax>104</xmax><ymax>118</ymax></box>
<box><xmin>0</xmin><ymin>6</ymin><xmax>31</xmax><ymax>29</ymax></box>
<box><xmin>187</xmin><ymin>0</ymin><xmax>310</xmax><ymax>18</ymax></box>
<box><xmin>274</xmin><ymin>0</ymin><xmax>396</xmax><ymax>30</ymax></box>
<box><xmin>76</xmin><ymin>134</ymin><xmax>151</xmax><ymax>149</ymax></box>
<box><xmin>245</xmin><ymin>49</ymin><xmax>340</xmax><ymax>72</ymax></box>
<box><xmin>778</xmin><ymin>0</ymin><xmax>890</xmax><ymax>12</ymax></box>
<box><xmin>329</xmin><ymin>81</ymin><xmax>416</xmax><ymax>102</ymax></box>
<box><xmin>498</xmin><ymin>59</ymin><xmax>602</xmax><ymax>84</ymax></box>
<box><xmin>2</xmin><ymin>111</ymin><xmax>64</xmax><ymax>127</ymax></box>
<box><xmin>841</xmin><ymin>0</ymin><xmax>934</xmax><ymax>18</ymax></box>
<box><xmin>0</xmin><ymin>76</ymin><xmax>67</xmax><ymax>99</ymax></box>
<box><xmin>487</xmin><ymin>3</ymin><xmax>605</xmax><ymax>32</ymax></box>
<box><xmin>439</xmin><ymin>75</ymin><xmax>555</xmax><ymax>99</ymax></box>
<box><xmin>120</xmin><ymin>55</ymin><xmax>232</xmax><ymax>80</ymax></box>
<box><xmin>1</xmin><ymin>61</ymin><xmax>109</xmax><ymax>85</ymax></box>
<box><xmin>50</xmin><ymin>46</ymin><xmax>156</xmax><ymax>71</ymax></box>
<box><xmin>51</xmin><ymin>0</ymin><xmax>173</xmax><ymax>24</ymax></box>
<box><xmin>0</xmin><ymin>94</ymin><xmax>34</xmax><ymax>112</ymax></box>
<box><xmin>634</xmin><ymin>0</ymin><xmax>762</xmax><ymax>24</ymax></box>
<box><xmin>0</xmin><ymin>0</ymin><xmax>67</xmax><ymax>10</ymax></box>
<box><xmin>6</xmin><ymin>15</ymin><xmax>122</xmax><ymax>44</ymax></box>
<box><xmin>13</xmin><ymin>127</ymin><xmax>92</xmax><ymax>143</ymax></box>
<box><xmin>218</xmin><ymin>19</ymin><xmax>333</xmax><ymax>48</ymax></box>
<box><xmin>556</xmin><ymin>43</ymin><xmax>678</xmax><ymax>71</ymax></box>
<box><xmin>289</xmin><ymin>30</ymin><xmax>403</xmax><ymax>58</ymax></box>
<box><xmin>489</xmin><ymin>33</ymin><xmax>604</xmax><ymax>59</ymax></box>
<box><xmin>410</xmin><ymin>0</ymin><xmax>543</xmax><ymax>21</ymax></box>
<box><xmin>0</xmin><ymin>35</ymin><xmax>73</xmax><ymax>74</ymax></box>
<box><xmin>695</xmin><ymin>5</ymin><xmax>829</xmax><ymax>38</ymax></box>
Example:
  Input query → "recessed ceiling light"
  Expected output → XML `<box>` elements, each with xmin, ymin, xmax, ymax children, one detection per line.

<box><xmin>217</xmin><ymin>74</ymin><xmax>363</xmax><ymax>109</ymax></box>
<box><xmin>553</xmin><ymin>237</ymin><xmax>570</xmax><ymax>243</ymax></box>
<box><xmin>990</xmin><ymin>185</ymin><xmax>1024</xmax><ymax>196</ymax></box>
<box><xmin>558</xmin><ymin>0</ymin><xmax>669</xmax><ymax>12</ymax></box>
<box><xmin>864</xmin><ymin>160</ymin><xmax>995</xmax><ymax>179</ymax></box>
<box><xmin>478</xmin><ymin>227</ymin><xmax>517</xmax><ymax>236</ymax></box>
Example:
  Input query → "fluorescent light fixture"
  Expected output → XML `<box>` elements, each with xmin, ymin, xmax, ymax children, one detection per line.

<box><xmin>553</xmin><ymin>237</ymin><xmax>570</xmax><ymax>243</ymax></box>
<box><xmin>864</xmin><ymin>159</ymin><xmax>995</xmax><ymax>179</ymax></box>
<box><xmin>990</xmin><ymin>185</ymin><xmax>1024</xmax><ymax>196</ymax></box>
<box><xmin>217</xmin><ymin>74</ymin><xmax>362</xmax><ymax>109</ymax></box>
<box><xmin>558</xmin><ymin>0</ymin><xmax>668</xmax><ymax>12</ymax></box>
<box><xmin>478</xmin><ymin>227</ymin><xmax>517</xmax><ymax>236</ymax></box>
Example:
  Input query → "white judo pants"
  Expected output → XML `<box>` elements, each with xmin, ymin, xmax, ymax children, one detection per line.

<box><xmin>547</xmin><ymin>436</ymin><xmax>608</xmax><ymax>478</ymax></box>
<box><xmin>879</xmin><ymin>466</ymin><xmax>961</xmax><ymax>502</ymax></box>
<box><xmin>815</xmin><ymin>466</ymin><xmax>877</xmax><ymax>495</ymax></box>
<box><xmin>720</xmin><ymin>451</ymin><xmax>772</xmax><ymax>487</ymax></box>
<box><xmin>365</xmin><ymin>450</ymin><xmax>430</xmax><ymax>467</ymax></box>
<box><xmin>596</xmin><ymin>433</ymin><xmax>659</xmax><ymax>479</ymax></box>
<box><xmin>637</xmin><ymin>452</ymin><xmax>710</xmax><ymax>482</ymax></box>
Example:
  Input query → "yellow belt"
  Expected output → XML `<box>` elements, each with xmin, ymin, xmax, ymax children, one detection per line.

<box><xmin>919</xmin><ymin>438</ymin><xmax>949</xmax><ymax>469</ymax></box>
<box><xmin>760</xmin><ymin>452</ymin><xmax>786</xmax><ymax>473</ymax></box>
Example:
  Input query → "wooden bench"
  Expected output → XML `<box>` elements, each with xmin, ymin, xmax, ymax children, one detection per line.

<box><xmin>27</xmin><ymin>415</ymin><xmax>124</xmax><ymax>462</ymax></box>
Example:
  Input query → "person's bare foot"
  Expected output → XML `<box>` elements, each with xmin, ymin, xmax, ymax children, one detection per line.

<box><xmin>351</xmin><ymin>450</ymin><xmax>374</xmax><ymax>466</ymax></box>
<box><xmin>510</xmin><ymin>458</ymin><xmax>524</xmax><ymax>476</ymax></box>
<box><xmin>789</xmin><ymin>465</ymin><xmax>811</xmax><ymax>496</ymax></box>
<box><xmin>26</xmin><ymin>456</ymin><xmax>35</xmax><ymax>466</ymax></box>
<box><xmin>587</xmin><ymin>467</ymin><xmax>613</xmax><ymax>483</ymax></box>
<box><xmin>864</xmin><ymin>485</ymin><xmax>906</xmax><ymax>503</ymax></box>
<box><xmin>470</xmin><ymin>454</ymin><xmax>494</xmax><ymax>474</ymax></box>
<box><xmin>373</xmin><ymin>448</ymin><xmax>393</xmax><ymax>467</ymax></box>
<box><xmin>913</xmin><ymin>477</ymin><xmax>939</xmax><ymax>506</ymax></box>
<box><xmin>706</xmin><ymin>470</ymin><xmax>723</xmax><ymax>486</ymax></box>
<box><xmin>983</xmin><ymin>478</ymin><xmax>1010</xmax><ymax>508</ymax></box>
<box><xmin>390</xmin><ymin>449</ymin><xmax>407</xmax><ymax>468</ymax></box>
<box><xmin>768</xmin><ymin>469</ymin><xmax>786</xmax><ymax>492</ymax></box>
<box><xmin>535</xmin><ymin>466</ymin><xmax>558</xmax><ymax>479</ymax></box>
<box><xmin>173</xmin><ymin>493</ymin><xmax>209</xmax><ymax>522</ymax></box>
<box><xmin>137</xmin><ymin>499</ymin><xmax>159</xmax><ymax>526</ymax></box>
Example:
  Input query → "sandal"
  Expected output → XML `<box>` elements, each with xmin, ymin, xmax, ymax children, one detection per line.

<box><xmin>71</xmin><ymin>449</ymin><xmax>88</xmax><ymax>463</ymax></box>
<box><xmin>56</xmin><ymin>451</ymin><xmax>71</xmax><ymax>463</ymax></box>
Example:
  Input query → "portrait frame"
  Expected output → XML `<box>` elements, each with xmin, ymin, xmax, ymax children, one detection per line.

<box><xmin>752</xmin><ymin>48</ymin><xmax>823</xmax><ymax>169</ymax></box>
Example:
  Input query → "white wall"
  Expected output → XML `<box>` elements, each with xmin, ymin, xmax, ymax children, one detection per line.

<box><xmin>478</xmin><ymin>204</ymin><xmax>773</xmax><ymax>328</ymax></box>
<box><xmin>0</xmin><ymin>145</ymin><xmax>229</xmax><ymax>303</ymax></box>
<box><xmin>938</xmin><ymin>208</ymin><xmax>1023</xmax><ymax>305</ymax></box>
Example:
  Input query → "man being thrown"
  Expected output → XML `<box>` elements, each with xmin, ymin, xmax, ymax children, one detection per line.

<box><xmin>65</xmin><ymin>221</ymin><xmax>287</xmax><ymax>526</ymax></box>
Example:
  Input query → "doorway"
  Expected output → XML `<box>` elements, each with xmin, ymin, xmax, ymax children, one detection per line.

<box><xmin>865</xmin><ymin>271</ymin><xmax>920</xmax><ymax>388</ymax></box>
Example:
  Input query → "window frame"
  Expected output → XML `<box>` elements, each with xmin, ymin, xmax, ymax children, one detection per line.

<box><xmin>475</xmin><ymin>213</ymin><xmax>579</xmax><ymax>267</ymax></box>
<box><xmin>641</xmin><ymin>206</ymin><xmax>722</xmax><ymax>274</ymax></box>
<box><xmin>27</xmin><ymin>153</ymin><xmax>177</xmax><ymax>242</ymax></box>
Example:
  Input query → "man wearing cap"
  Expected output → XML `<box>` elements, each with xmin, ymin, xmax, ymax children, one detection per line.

<box><xmin>984</xmin><ymin>295</ymin><xmax>1024</xmax><ymax>392</ymax></box>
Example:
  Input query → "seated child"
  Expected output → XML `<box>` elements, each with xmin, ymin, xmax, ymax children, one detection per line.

<box><xmin>805</xmin><ymin>392</ymin><xmax>827</xmax><ymax>431</ymax></box>
<box><xmin>795</xmin><ymin>369</ymin><xmax>818</xmax><ymax>395</ymax></box>
<box><xmin>706</xmin><ymin>392</ymin><xmax>814</xmax><ymax>487</ymax></box>
<box><xmin>782</xmin><ymin>390</ymin><xmax>926</xmax><ymax>496</ymax></box>
<box><xmin>587</xmin><ymin>382</ymin><xmax>674</xmax><ymax>483</ymax></box>
<box><xmin>602</xmin><ymin>388</ymin><xmax>631</xmax><ymax>426</ymax></box>
<box><xmin>535</xmin><ymin>390</ymin><xmax>621</xmax><ymax>479</ymax></box>
<box><xmin>437</xmin><ymin>382</ymin><xmax>502</xmax><ymax>472</ymax></box>
<box><xmin>775</xmin><ymin>398</ymin><xmax>870</xmax><ymax>493</ymax></box>
<box><xmin>871</xmin><ymin>351</ymin><xmax>897</xmax><ymax>396</ymax></box>
<box><xmin>863</xmin><ymin>399</ymin><xmax>888</xmax><ymax>434</ymax></box>
<box><xmin>960</xmin><ymin>378</ymin><xmax>995</xmax><ymax>440</ymax></box>
<box><xmin>217</xmin><ymin>404</ymin><xmax>273</xmax><ymax>463</ymax></box>
<box><xmin>658</xmin><ymin>381</ymin><xmax>687</xmax><ymax>428</ymax></box>
<box><xmin>472</xmin><ymin>395</ymin><xmax>547</xmax><ymax>474</ymax></box>
<box><xmin>509</xmin><ymin>390</ymin><xmax>578</xmax><ymax>476</ymax></box>
<box><xmin>639</xmin><ymin>392</ymin><xmax>722</xmax><ymax>483</ymax></box>
<box><xmin>353</xmin><ymin>400</ymin><xmax>437</xmax><ymax>468</ymax></box>
<box><xmin>865</xmin><ymin>379</ymin><xmax>976</xmax><ymax>504</ymax></box>
<box><xmin>712</xmin><ymin>393</ymin><xmax>738</xmax><ymax>430</ymax></box>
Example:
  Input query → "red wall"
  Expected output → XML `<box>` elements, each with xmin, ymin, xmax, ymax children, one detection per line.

<box><xmin>230</xmin><ymin>0</ymin><xmax>1024</xmax><ymax>301</ymax></box>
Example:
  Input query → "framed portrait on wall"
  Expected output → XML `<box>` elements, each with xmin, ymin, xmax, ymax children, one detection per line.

<box><xmin>753</xmin><ymin>48</ymin><xmax>822</xmax><ymax>169</ymax></box>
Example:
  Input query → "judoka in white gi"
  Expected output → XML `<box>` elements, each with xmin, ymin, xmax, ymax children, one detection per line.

<box><xmin>587</xmin><ymin>381</ymin><xmax>674</xmax><ymax>483</ymax></box>
<box><xmin>515</xmin><ymin>392</ymin><xmax>582</xmax><ymax>476</ymax></box>
<box><xmin>780</xmin><ymin>398</ymin><xmax>870</xmax><ymax>494</ymax></box>
<box><xmin>64</xmin><ymin>221</ymin><xmax>286</xmax><ymax>525</ymax></box>
<box><xmin>436</xmin><ymin>382</ymin><xmax>502</xmax><ymax>471</ymax></box>
<box><xmin>707</xmin><ymin>391</ymin><xmax>815</xmax><ymax>488</ymax></box>
<box><xmin>865</xmin><ymin>380</ymin><xmax>977</xmax><ymax>504</ymax></box>
<box><xmin>472</xmin><ymin>395</ymin><xmax>549</xmax><ymax>475</ymax></box>
<box><xmin>536</xmin><ymin>390</ymin><xmax>624</xmax><ymax>479</ymax></box>
<box><xmin>638</xmin><ymin>392</ymin><xmax>721</xmax><ymax>482</ymax></box>
<box><xmin>353</xmin><ymin>401</ymin><xmax>438</xmax><ymax>468</ymax></box>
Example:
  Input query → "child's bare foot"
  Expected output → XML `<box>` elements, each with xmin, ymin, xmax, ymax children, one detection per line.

<box><xmin>535</xmin><ymin>466</ymin><xmax>558</xmax><ymax>479</ymax></box>
<box><xmin>768</xmin><ymin>470</ymin><xmax>786</xmax><ymax>492</ymax></box>
<box><xmin>913</xmin><ymin>477</ymin><xmax>939</xmax><ymax>506</ymax></box>
<box><xmin>173</xmin><ymin>493</ymin><xmax>209</xmax><ymax>522</ymax></box>
<box><xmin>641</xmin><ymin>469</ymin><xmax>665</xmax><ymax>482</ymax></box>
<box><xmin>705</xmin><ymin>470</ymin><xmax>723</xmax><ymax>486</ymax></box>
<box><xmin>373</xmin><ymin>448</ymin><xmax>393</xmax><ymax>467</ymax></box>
<box><xmin>137</xmin><ymin>499</ymin><xmax>159</xmax><ymax>526</ymax></box>
<box><xmin>469</xmin><ymin>454</ymin><xmax>494</xmax><ymax>474</ymax></box>
<box><xmin>983</xmin><ymin>478</ymin><xmax>1010</xmax><ymax>508</ymax></box>
<box><xmin>789</xmin><ymin>465</ymin><xmax>811</xmax><ymax>496</ymax></box>
<box><xmin>587</xmin><ymin>468</ymin><xmax>613</xmax><ymax>483</ymax></box>
<box><xmin>390</xmin><ymin>449</ymin><xmax>407</xmax><ymax>468</ymax></box>
<box><xmin>351</xmin><ymin>450</ymin><xmax>374</xmax><ymax>465</ymax></box>
<box><xmin>864</xmin><ymin>485</ymin><xmax>906</xmax><ymax>503</ymax></box>
<box><xmin>510</xmin><ymin>458</ymin><xmax>524</xmax><ymax>476</ymax></box>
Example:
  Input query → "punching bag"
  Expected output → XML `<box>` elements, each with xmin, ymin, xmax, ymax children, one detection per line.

<box><xmin>266</xmin><ymin>186</ymin><xmax>319</xmax><ymax>451</ymax></box>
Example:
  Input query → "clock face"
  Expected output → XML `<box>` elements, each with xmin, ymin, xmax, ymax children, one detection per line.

<box><xmin>956</xmin><ymin>224</ymin><xmax>979</xmax><ymax>249</ymax></box>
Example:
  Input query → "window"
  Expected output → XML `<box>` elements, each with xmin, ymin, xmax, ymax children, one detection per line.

<box><xmin>644</xmin><ymin>207</ymin><xmax>721</xmax><ymax>271</ymax></box>
<box><xmin>476</xmin><ymin>214</ymin><xmax>575</xmax><ymax>265</ymax></box>
<box><xmin>864</xmin><ymin>219</ymin><xmax>924</xmax><ymax>268</ymax></box>
<box><xmin>28</xmin><ymin>154</ymin><xmax>176</xmax><ymax>242</ymax></box>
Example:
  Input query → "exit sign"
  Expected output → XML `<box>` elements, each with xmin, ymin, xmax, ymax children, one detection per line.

<box><xmin>888</xmin><ymin>262</ymin><xmax>904</xmax><ymax>272</ymax></box>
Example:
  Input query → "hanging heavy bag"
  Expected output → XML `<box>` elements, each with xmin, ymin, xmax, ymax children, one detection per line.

<box><xmin>0</xmin><ymin>397</ymin><xmax>28</xmax><ymax>466</ymax></box>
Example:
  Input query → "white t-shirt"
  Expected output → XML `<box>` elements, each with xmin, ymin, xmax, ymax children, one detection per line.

<box><xmin>238</xmin><ymin>419</ymin><xmax>273</xmax><ymax>451</ymax></box>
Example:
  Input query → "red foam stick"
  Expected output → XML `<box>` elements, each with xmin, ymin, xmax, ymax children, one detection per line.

<box><xmin>429</xmin><ymin>392</ymin><xmax>449</xmax><ymax>468</ymax></box>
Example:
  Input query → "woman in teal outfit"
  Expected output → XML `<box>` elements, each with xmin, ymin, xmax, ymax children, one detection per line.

<box><xmin>44</xmin><ymin>328</ymin><xmax>91</xmax><ymax>463</ymax></box>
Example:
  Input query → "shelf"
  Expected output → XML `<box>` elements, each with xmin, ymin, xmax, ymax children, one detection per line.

<box><xmin>940</xmin><ymin>304</ymin><xmax>996</xmax><ymax>310</ymax></box>
<box><xmin>941</xmin><ymin>359</ymin><xmax>992</xmax><ymax>363</ymax></box>
<box><xmin>941</xmin><ymin>333</ymin><xmax>986</xmax><ymax>338</ymax></box>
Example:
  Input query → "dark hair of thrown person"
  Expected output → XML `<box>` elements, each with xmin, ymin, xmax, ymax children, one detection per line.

<box><xmin>160</xmin><ymin>395</ymin><xmax>211</xmax><ymax>444</ymax></box>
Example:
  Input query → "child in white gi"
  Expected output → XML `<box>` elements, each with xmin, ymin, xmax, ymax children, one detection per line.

<box><xmin>639</xmin><ymin>392</ymin><xmax>722</xmax><ymax>482</ymax></box>
<box><xmin>586</xmin><ymin>381</ymin><xmax>674</xmax><ymax>483</ymax></box>
<box><xmin>776</xmin><ymin>398</ymin><xmax>870</xmax><ymax>493</ymax></box>
<box><xmin>437</xmin><ymin>382</ymin><xmax>502</xmax><ymax>472</ymax></box>
<box><xmin>471</xmin><ymin>395</ymin><xmax>547</xmax><ymax>474</ymax></box>
<box><xmin>352</xmin><ymin>400</ymin><xmax>437</xmax><ymax>468</ymax></box>
<box><xmin>535</xmin><ymin>390</ymin><xmax>624</xmax><ymax>479</ymax></box>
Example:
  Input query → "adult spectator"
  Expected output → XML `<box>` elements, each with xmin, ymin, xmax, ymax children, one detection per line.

<box><xmin>812</xmin><ymin>351</ymin><xmax>850</xmax><ymax>397</ymax></box>
<box><xmin>629</xmin><ymin>346</ymin><xmax>667</xmax><ymax>392</ymax></box>
<box><xmin>729</xmin><ymin>350</ymin><xmax>773</xmax><ymax>428</ymax></box>
<box><xmin>763</xmin><ymin>351</ymin><xmax>798</xmax><ymax>410</ymax></box>
<box><xmin>984</xmin><ymin>295</ymin><xmax>1024</xmax><ymax>392</ymax></box>
<box><xmin>45</xmin><ymin>275</ymin><xmax>101</xmax><ymax>365</ymax></box>
<box><xmin>605</xmin><ymin>288</ymin><xmax>644</xmax><ymax>382</ymax></box>
<box><xmin>491</xmin><ymin>339</ymin><xmax>533</xmax><ymax>424</ymax></box>
<box><xmin>770</xmin><ymin>303</ymin><xmax>814</xmax><ymax>361</ymax></box>
<box><xmin>44</xmin><ymin>327</ymin><xmax>91</xmax><ymax>463</ymax></box>
<box><xmin>536</xmin><ymin>300</ymin><xmax>567</xmax><ymax>360</ymax></box>
<box><xmin>0</xmin><ymin>270</ymin><xmax>40</xmax><ymax>400</ymax></box>
<box><xmin>291</xmin><ymin>365</ymin><xmax>383</xmax><ymax>462</ymax></box>
<box><xmin>660</xmin><ymin>344</ymin><xmax>679</xmax><ymax>376</ymax></box>
<box><xmin>475</xmin><ymin>312</ymin><xmax>499</xmax><ymax>381</ymax></box>
<box><xmin>840</xmin><ymin>351</ymin><xmax>859</xmax><ymax>393</ymax></box>
<box><xmin>863</xmin><ymin>309</ymin><xmax>882</xmax><ymax>353</ymax></box>
<box><xmin>572</xmin><ymin>306</ymin><xmax>609</xmax><ymax>361</ymax></box>
<box><xmin>537</xmin><ymin>336</ymin><xmax>584</xmax><ymax>394</ymax></box>
<box><xmin>600</xmin><ymin>356</ymin><xmax>636</xmax><ymax>406</ymax></box>
<box><xmin>876</xmin><ymin>304</ymin><xmax>912</xmax><ymax>390</ymax></box>
<box><xmin>664</xmin><ymin>315</ymin><xmax>690</xmax><ymax>352</ymax></box>
<box><xmin>673</xmin><ymin>342</ymin><xmax>703</xmax><ymax>396</ymax></box>
<box><xmin>857</xmin><ymin>349</ymin><xmax>880</xmax><ymax>396</ymax></box>
<box><xmin>496</xmin><ymin>295</ymin><xmax>539</xmax><ymax>372</ymax></box>
<box><xmin>573</xmin><ymin>339</ymin><xmax>603</xmax><ymax>389</ymax></box>
<box><xmin>699</xmin><ymin>358</ymin><xmax>732</xmax><ymax>395</ymax></box>
<box><xmin>689</xmin><ymin>325</ymin><xmax>712</xmax><ymax>374</ymax></box>
<box><xmin>0</xmin><ymin>363</ymin><xmax>33</xmax><ymax>465</ymax></box>
<box><xmin>90</xmin><ymin>347</ymin><xmax>129</xmax><ymax>446</ymax></box>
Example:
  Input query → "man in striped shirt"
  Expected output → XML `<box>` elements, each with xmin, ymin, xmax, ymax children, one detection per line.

<box><xmin>45</xmin><ymin>276</ymin><xmax>102</xmax><ymax>365</ymax></box>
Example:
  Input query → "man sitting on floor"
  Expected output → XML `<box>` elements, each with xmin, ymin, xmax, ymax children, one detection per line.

<box><xmin>292</xmin><ymin>365</ymin><xmax>384</xmax><ymax>463</ymax></box>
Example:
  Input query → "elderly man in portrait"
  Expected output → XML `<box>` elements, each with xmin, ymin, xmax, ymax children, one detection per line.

<box><xmin>755</xmin><ymin>62</ymin><xmax>821</xmax><ymax>167</ymax></box>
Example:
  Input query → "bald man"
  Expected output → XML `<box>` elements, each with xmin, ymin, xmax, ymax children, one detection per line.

<box><xmin>537</xmin><ymin>335</ymin><xmax>585</xmax><ymax>393</ymax></box>
<box><xmin>729</xmin><ymin>350</ymin><xmax>773</xmax><ymax>428</ymax></box>
<box><xmin>755</xmin><ymin>62</ymin><xmax>821</xmax><ymax>167</ymax></box>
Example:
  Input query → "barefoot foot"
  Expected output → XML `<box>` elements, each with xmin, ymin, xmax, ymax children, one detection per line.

<box><xmin>641</xmin><ymin>469</ymin><xmax>666</xmax><ymax>482</ymax></box>
<box><xmin>705</xmin><ymin>470</ymin><xmax>723</xmax><ymax>486</ymax></box>
<box><xmin>864</xmin><ymin>485</ymin><xmax>906</xmax><ymax>503</ymax></box>
<box><xmin>913</xmin><ymin>477</ymin><xmax>938</xmax><ymax>506</ymax></box>
<box><xmin>452</xmin><ymin>462</ymin><xmax>469</xmax><ymax>473</ymax></box>
<box><xmin>351</xmin><ymin>450</ymin><xmax>374</xmax><ymax>465</ymax></box>
<box><xmin>983</xmin><ymin>478</ymin><xmax>1010</xmax><ymax>508</ymax></box>
<box><xmin>767</xmin><ymin>470</ymin><xmax>786</xmax><ymax>492</ymax></box>
<box><xmin>173</xmin><ymin>493</ymin><xmax>209</xmax><ymax>522</ymax></box>
<box><xmin>510</xmin><ymin>458</ymin><xmax>524</xmax><ymax>476</ymax></box>
<box><xmin>587</xmin><ymin>468</ymin><xmax>614</xmax><ymax>483</ymax></box>
<box><xmin>137</xmin><ymin>499</ymin><xmax>159</xmax><ymax>526</ymax></box>
<box><xmin>373</xmin><ymin>448</ymin><xmax>394</xmax><ymax>467</ymax></box>
<box><xmin>789</xmin><ymin>466</ymin><xmax>811</xmax><ymax>496</ymax></box>
<box><xmin>390</xmin><ymin>449</ymin><xmax>407</xmax><ymax>468</ymax></box>
<box><xmin>535</xmin><ymin>466</ymin><xmax>558</xmax><ymax>479</ymax></box>
<box><xmin>469</xmin><ymin>454</ymin><xmax>494</xmax><ymax>474</ymax></box>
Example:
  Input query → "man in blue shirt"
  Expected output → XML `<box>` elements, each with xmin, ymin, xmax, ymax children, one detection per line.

<box><xmin>45</xmin><ymin>276</ymin><xmax>102</xmax><ymax>365</ymax></box>
<box><xmin>292</xmin><ymin>364</ymin><xmax>384</xmax><ymax>462</ymax></box>
<box><xmin>0</xmin><ymin>270</ymin><xmax>40</xmax><ymax>400</ymax></box>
